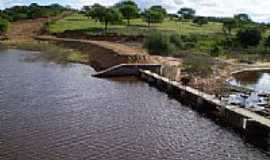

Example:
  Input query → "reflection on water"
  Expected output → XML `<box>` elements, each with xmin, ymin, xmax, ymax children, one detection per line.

<box><xmin>231</xmin><ymin>71</ymin><xmax>270</xmax><ymax>93</ymax></box>
<box><xmin>1</xmin><ymin>49</ymin><xmax>269</xmax><ymax>160</ymax></box>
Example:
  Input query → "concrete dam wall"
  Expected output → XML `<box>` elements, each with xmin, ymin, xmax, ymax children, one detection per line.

<box><xmin>93</xmin><ymin>64</ymin><xmax>162</xmax><ymax>77</ymax></box>
<box><xmin>92</xmin><ymin>64</ymin><xmax>270</xmax><ymax>148</ymax></box>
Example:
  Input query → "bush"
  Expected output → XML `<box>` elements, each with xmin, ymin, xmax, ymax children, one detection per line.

<box><xmin>181</xmin><ymin>34</ymin><xmax>198</xmax><ymax>43</ymax></box>
<box><xmin>193</xmin><ymin>16</ymin><xmax>208</xmax><ymax>26</ymax></box>
<box><xmin>236</xmin><ymin>28</ymin><xmax>262</xmax><ymax>48</ymax></box>
<box><xmin>0</xmin><ymin>18</ymin><xmax>8</xmax><ymax>33</ymax></box>
<box><xmin>170</xmin><ymin>34</ymin><xmax>184</xmax><ymax>49</ymax></box>
<box><xmin>144</xmin><ymin>31</ymin><xmax>175</xmax><ymax>55</ymax></box>
<box><xmin>183</xmin><ymin>55</ymin><xmax>213</xmax><ymax>77</ymax></box>
<box><xmin>210</xmin><ymin>44</ymin><xmax>222</xmax><ymax>57</ymax></box>
<box><xmin>264</xmin><ymin>35</ymin><xmax>270</xmax><ymax>48</ymax></box>
<box><xmin>184</xmin><ymin>42</ymin><xmax>197</xmax><ymax>49</ymax></box>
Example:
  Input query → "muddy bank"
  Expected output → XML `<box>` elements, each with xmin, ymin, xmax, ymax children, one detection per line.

<box><xmin>54</xmin><ymin>30</ymin><xmax>144</xmax><ymax>43</ymax></box>
<box><xmin>35</xmin><ymin>36</ymin><xmax>154</xmax><ymax>71</ymax></box>
<box><xmin>34</xmin><ymin>36</ymin><xmax>232</xmax><ymax>94</ymax></box>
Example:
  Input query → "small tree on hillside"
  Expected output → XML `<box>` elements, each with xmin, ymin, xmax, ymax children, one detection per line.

<box><xmin>222</xmin><ymin>18</ymin><xmax>237</xmax><ymax>35</ymax></box>
<box><xmin>143</xmin><ymin>6</ymin><xmax>167</xmax><ymax>27</ymax></box>
<box><xmin>149</xmin><ymin>6</ymin><xmax>167</xmax><ymax>17</ymax></box>
<box><xmin>115</xmin><ymin>0</ymin><xmax>139</xmax><ymax>26</ymax></box>
<box><xmin>82</xmin><ymin>6</ymin><xmax>91</xmax><ymax>19</ymax></box>
<box><xmin>0</xmin><ymin>18</ymin><xmax>8</xmax><ymax>34</ymax></box>
<box><xmin>193</xmin><ymin>16</ymin><xmax>208</xmax><ymax>26</ymax></box>
<box><xmin>102</xmin><ymin>8</ymin><xmax>122</xmax><ymax>32</ymax></box>
<box><xmin>236</xmin><ymin>28</ymin><xmax>262</xmax><ymax>48</ymax></box>
<box><xmin>89</xmin><ymin>3</ymin><xmax>106</xmax><ymax>22</ymax></box>
<box><xmin>234</xmin><ymin>13</ymin><xmax>251</xmax><ymax>23</ymax></box>
<box><xmin>264</xmin><ymin>36</ymin><xmax>270</xmax><ymax>49</ymax></box>
<box><xmin>178</xmin><ymin>7</ymin><xmax>195</xmax><ymax>19</ymax></box>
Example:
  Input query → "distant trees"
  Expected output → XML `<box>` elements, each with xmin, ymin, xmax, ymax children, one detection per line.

<box><xmin>193</xmin><ymin>16</ymin><xmax>208</xmax><ymax>26</ymax></box>
<box><xmin>115</xmin><ymin>0</ymin><xmax>140</xmax><ymax>26</ymax></box>
<box><xmin>178</xmin><ymin>8</ymin><xmax>195</xmax><ymax>19</ymax></box>
<box><xmin>236</xmin><ymin>28</ymin><xmax>262</xmax><ymax>48</ymax></box>
<box><xmin>143</xmin><ymin>5</ymin><xmax>167</xmax><ymax>27</ymax></box>
<box><xmin>2</xmin><ymin>3</ymin><xmax>68</xmax><ymax>21</ymax></box>
<box><xmin>86</xmin><ymin>3</ymin><xmax>122</xmax><ymax>32</ymax></box>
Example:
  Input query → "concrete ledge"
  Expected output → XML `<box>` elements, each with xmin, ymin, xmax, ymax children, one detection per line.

<box><xmin>231</xmin><ymin>68</ymin><xmax>270</xmax><ymax>75</ymax></box>
<box><xmin>91</xmin><ymin>63</ymin><xmax>270</xmax><ymax>148</ymax></box>
<box><xmin>139</xmin><ymin>70</ymin><xmax>270</xmax><ymax>148</ymax></box>
<box><xmin>92</xmin><ymin>64</ymin><xmax>161</xmax><ymax>78</ymax></box>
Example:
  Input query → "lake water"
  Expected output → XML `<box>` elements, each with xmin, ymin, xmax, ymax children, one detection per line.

<box><xmin>230</xmin><ymin>70</ymin><xmax>270</xmax><ymax>93</ymax></box>
<box><xmin>1</xmin><ymin>49</ymin><xmax>269</xmax><ymax>160</ymax></box>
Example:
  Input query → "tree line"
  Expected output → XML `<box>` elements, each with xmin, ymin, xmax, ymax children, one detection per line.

<box><xmin>81</xmin><ymin>1</ymin><xmax>270</xmax><ymax>49</ymax></box>
<box><xmin>0</xmin><ymin>3</ymin><xmax>72</xmax><ymax>34</ymax></box>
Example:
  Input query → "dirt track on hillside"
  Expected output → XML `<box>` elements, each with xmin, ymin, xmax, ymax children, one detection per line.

<box><xmin>7</xmin><ymin>18</ymin><xmax>47</xmax><ymax>41</ymax></box>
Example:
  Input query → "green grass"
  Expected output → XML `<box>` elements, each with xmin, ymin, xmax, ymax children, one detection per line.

<box><xmin>48</xmin><ymin>13</ymin><xmax>270</xmax><ymax>61</ymax></box>
<box><xmin>12</xmin><ymin>41</ymin><xmax>88</xmax><ymax>64</ymax></box>
<box><xmin>48</xmin><ymin>13</ymin><xmax>224</xmax><ymax>36</ymax></box>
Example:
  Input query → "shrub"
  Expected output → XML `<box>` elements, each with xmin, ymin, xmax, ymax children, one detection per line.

<box><xmin>170</xmin><ymin>34</ymin><xmax>183</xmax><ymax>49</ymax></box>
<box><xmin>184</xmin><ymin>42</ymin><xmax>197</xmax><ymax>49</ymax></box>
<box><xmin>210</xmin><ymin>44</ymin><xmax>222</xmax><ymax>57</ymax></box>
<box><xmin>264</xmin><ymin>35</ymin><xmax>270</xmax><ymax>48</ymax></box>
<box><xmin>0</xmin><ymin>18</ymin><xmax>8</xmax><ymax>33</ymax></box>
<box><xmin>144</xmin><ymin>31</ymin><xmax>175</xmax><ymax>55</ymax></box>
<box><xmin>236</xmin><ymin>28</ymin><xmax>262</xmax><ymax>48</ymax></box>
<box><xmin>193</xmin><ymin>16</ymin><xmax>208</xmax><ymax>26</ymax></box>
<box><xmin>183</xmin><ymin>55</ymin><xmax>213</xmax><ymax>77</ymax></box>
<box><xmin>181</xmin><ymin>34</ymin><xmax>198</xmax><ymax>43</ymax></box>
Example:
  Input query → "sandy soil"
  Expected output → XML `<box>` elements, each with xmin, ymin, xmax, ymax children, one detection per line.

<box><xmin>7</xmin><ymin>19</ymin><xmax>46</xmax><ymax>41</ymax></box>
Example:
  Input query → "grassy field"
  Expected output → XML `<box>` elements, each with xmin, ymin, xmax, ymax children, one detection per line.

<box><xmin>48</xmin><ymin>13</ymin><xmax>270</xmax><ymax>62</ymax></box>
<box><xmin>48</xmin><ymin>13</ymin><xmax>224</xmax><ymax>36</ymax></box>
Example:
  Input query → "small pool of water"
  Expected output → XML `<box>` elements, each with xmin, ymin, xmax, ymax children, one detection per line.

<box><xmin>230</xmin><ymin>70</ymin><xmax>270</xmax><ymax>93</ymax></box>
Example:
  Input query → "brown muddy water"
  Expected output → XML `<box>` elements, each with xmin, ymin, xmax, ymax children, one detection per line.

<box><xmin>1</xmin><ymin>49</ymin><xmax>269</xmax><ymax>160</ymax></box>
<box><xmin>230</xmin><ymin>70</ymin><xmax>270</xmax><ymax>93</ymax></box>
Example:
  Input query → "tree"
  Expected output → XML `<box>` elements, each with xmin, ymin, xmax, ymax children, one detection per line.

<box><xmin>193</xmin><ymin>16</ymin><xmax>208</xmax><ymax>26</ymax></box>
<box><xmin>102</xmin><ymin>8</ymin><xmax>122</xmax><ymax>32</ymax></box>
<box><xmin>222</xmin><ymin>18</ymin><xmax>237</xmax><ymax>35</ymax></box>
<box><xmin>236</xmin><ymin>28</ymin><xmax>262</xmax><ymax>48</ymax></box>
<box><xmin>264</xmin><ymin>35</ymin><xmax>270</xmax><ymax>48</ymax></box>
<box><xmin>0</xmin><ymin>18</ymin><xmax>8</xmax><ymax>33</ymax></box>
<box><xmin>2</xmin><ymin>3</ymin><xmax>68</xmax><ymax>21</ymax></box>
<box><xmin>234</xmin><ymin>13</ymin><xmax>251</xmax><ymax>22</ymax></box>
<box><xmin>88</xmin><ymin>5</ymin><xmax>122</xmax><ymax>31</ymax></box>
<box><xmin>178</xmin><ymin>7</ymin><xmax>195</xmax><ymax>19</ymax></box>
<box><xmin>82</xmin><ymin>6</ymin><xmax>91</xmax><ymax>19</ymax></box>
<box><xmin>115</xmin><ymin>0</ymin><xmax>139</xmax><ymax>26</ymax></box>
<box><xmin>89</xmin><ymin>3</ymin><xmax>106</xmax><ymax>22</ymax></box>
<box><xmin>149</xmin><ymin>5</ymin><xmax>167</xmax><ymax>17</ymax></box>
<box><xmin>143</xmin><ymin>6</ymin><xmax>167</xmax><ymax>27</ymax></box>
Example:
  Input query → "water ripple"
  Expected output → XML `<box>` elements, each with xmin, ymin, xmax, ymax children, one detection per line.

<box><xmin>1</xmin><ymin>49</ymin><xmax>269</xmax><ymax>160</ymax></box>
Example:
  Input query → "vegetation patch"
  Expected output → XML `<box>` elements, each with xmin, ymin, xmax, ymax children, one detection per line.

<box><xmin>7</xmin><ymin>41</ymin><xmax>88</xmax><ymax>64</ymax></box>
<box><xmin>183</xmin><ymin>54</ymin><xmax>214</xmax><ymax>77</ymax></box>
<box><xmin>0</xmin><ymin>18</ymin><xmax>8</xmax><ymax>33</ymax></box>
<box><xmin>143</xmin><ymin>31</ymin><xmax>175</xmax><ymax>55</ymax></box>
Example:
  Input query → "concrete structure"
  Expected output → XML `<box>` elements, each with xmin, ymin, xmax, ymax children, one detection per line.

<box><xmin>139</xmin><ymin>70</ymin><xmax>270</xmax><ymax>148</ymax></box>
<box><xmin>92</xmin><ymin>64</ymin><xmax>270</xmax><ymax>148</ymax></box>
<box><xmin>92</xmin><ymin>64</ymin><xmax>161</xmax><ymax>78</ymax></box>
